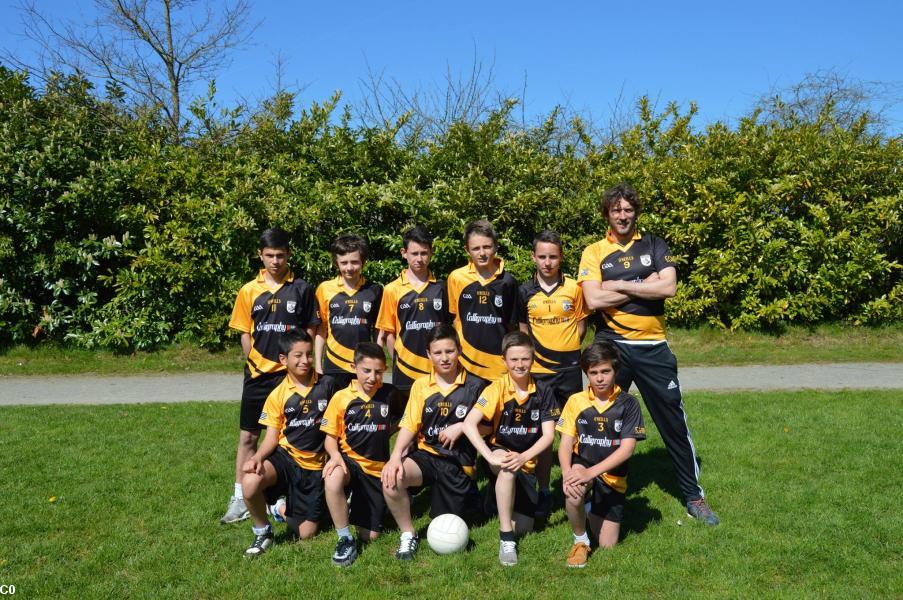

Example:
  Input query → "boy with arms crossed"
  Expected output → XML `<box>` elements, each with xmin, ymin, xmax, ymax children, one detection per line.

<box><xmin>240</xmin><ymin>330</ymin><xmax>337</xmax><ymax>556</ymax></box>
<box><xmin>447</xmin><ymin>219</ymin><xmax>520</xmax><ymax>384</ymax></box>
<box><xmin>320</xmin><ymin>342</ymin><xmax>399</xmax><ymax>567</ymax></box>
<box><xmin>517</xmin><ymin>229</ymin><xmax>589</xmax><ymax>516</ymax></box>
<box><xmin>316</xmin><ymin>235</ymin><xmax>383</xmax><ymax>390</ymax></box>
<box><xmin>222</xmin><ymin>227</ymin><xmax>320</xmax><ymax>524</ymax></box>
<box><xmin>376</xmin><ymin>226</ymin><xmax>450</xmax><ymax>401</ymax></box>
<box><xmin>381</xmin><ymin>324</ymin><xmax>487</xmax><ymax>560</ymax></box>
<box><xmin>463</xmin><ymin>331</ymin><xmax>556</xmax><ymax>567</ymax></box>
<box><xmin>557</xmin><ymin>341</ymin><xmax>646</xmax><ymax>567</ymax></box>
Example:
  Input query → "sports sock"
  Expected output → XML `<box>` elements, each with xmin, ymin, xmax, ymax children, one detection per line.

<box><xmin>337</xmin><ymin>526</ymin><xmax>352</xmax><ymax>540</ymax></box>
<box><xmin>499</xmin><ymin>530</ymin><xmax>515</xmax><ymax>543</ymax></box>
<box><xmin>234</xmin><ymin>483</ymin><xmax>243</xmax><ymax>498</ymax></box>
<box><xmin>400</xmin><ymin>531</ymin><xmax>415</xmax><ymax>541</ymax></box>
<box><xmin>573</xmin><ymin>531</ymin><xmax>590</xmax><ymax>545</ymax></box>
<box><xmin>252</xmin><ymin>523</ymin><xmax>271</xmax><ymax>536</ymax></box>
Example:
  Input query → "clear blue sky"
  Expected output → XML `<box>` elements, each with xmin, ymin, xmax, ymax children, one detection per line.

<box><xmin>2</xmin><ymin>0</ymin><xmax>901</xmax><ymax>132</ymax></box>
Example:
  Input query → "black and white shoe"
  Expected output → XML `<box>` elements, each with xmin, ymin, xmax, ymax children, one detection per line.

<box><xmin>244</xmin><ymin>529</ymin><xmax>274</xmax><ymax>558</ymax></box>
<box><xmin>394</xmin><ymin>533</ymin><xmax>419</xmax><ymax>561</ymax></box>
<box><xmin>332</xmin><ymin>536</ymin><xmax>358</xmax><ymax>567</ymax></box>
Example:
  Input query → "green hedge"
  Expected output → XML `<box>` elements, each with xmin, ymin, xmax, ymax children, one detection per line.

<box><xmin>1</xmin><ymin>68</ymin><xmax>900</xmax><ymax>349</ymax></box>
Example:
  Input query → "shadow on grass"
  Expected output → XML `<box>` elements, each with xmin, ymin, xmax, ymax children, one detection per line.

<box><xmin>629</xmin><ymin>446</ymin><xmax>684</xmax><ymax>505</ymax></box>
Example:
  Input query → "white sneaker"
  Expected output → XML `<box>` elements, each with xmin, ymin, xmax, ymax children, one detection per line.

<box><xmin>269</xmin><ymin>498</ymin><xmax>286</xmax><ymax>523</ymax></box>
<box><xmin>499</xmin><ymin>540</ymin><xmax>518</xmax><ymax>566</ymax></box>
<box><xmin>220</xmin><ymin>496</ymin><xmax>250</xmax><ymax>524</ymax></box>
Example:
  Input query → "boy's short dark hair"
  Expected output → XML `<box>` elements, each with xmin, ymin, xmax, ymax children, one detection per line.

<box><xmin>427</xmin><ymin>323</ymin><xmax>460</xmax><ymax>350</ymax></box>
<box><xmin>464</xmin><ymin>219</ymin><xmax>497</xmax><ymax>246</ymax></box>
<box><xmin>331</xmin><ymin>235</ymin><xmax>369</xmax><ymax>262</ymax></box>
<box><xmin>403</xmin><ymin>226</ymin><xmax>434</xmax><ymax>249</ymax></box>
<box><xmin>278</xmin><ymin>329</ymin><xmax>313</xmax><ymax>356</ymax></box>
<box><xmin>580</xmin><ymin>341</ymin><xmax>621</xmax><ymax>373</ymax></box>
<box><xmin>600</xmin><ymin>183</ymin><xmax>642</xmax><ymax>218</ymax></box>
<box><xmin>259</xmin><ymin>227</ymin><xmax>291</xmax><ymax>250</ymax></box>
<box><xmin>532</xmin><ymin>229</ymin><xmax>563</xmax><ymax>252</ymax></box>
<box><xmin>501</xmin><ymin>330</ymin><xmax>534</xmax><ymax>357</ymax></box>
<box><xmin>353</xmin><ymin>341</ymin><xmax>386</xmax><ymax>365</ymax></box>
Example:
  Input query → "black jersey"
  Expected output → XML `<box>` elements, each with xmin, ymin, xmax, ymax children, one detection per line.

<box><xmin>321</xmin><ymin>382</ymin><xmax>397</xmax><ymax>477</ymax></box>
<box><xmin>316</xmin><ymin>276</ymin><xmax>383</xmax><ymax>375</ymax></box>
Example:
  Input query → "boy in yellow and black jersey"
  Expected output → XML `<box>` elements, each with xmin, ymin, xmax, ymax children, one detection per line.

<box><xmin>463</xmin><ymin>331</ymin><xmax>556</xmax><ymax>567</ymax></box>
<box><xmin>376</xmin><ymin>226</ymin><xmax>450</xmax><ymax>398</ymax></box>
<box><xmin>448</xmin><ymin>219</ymin><xmax>520</xmax><ymax>384</ymax></box>
<box><xmin>222</xmin><ymin>227</ymin><xmax>320</xmax><ymax>525</ymax></box>
<box><xmin>320</xmin><ymin>342</ymin><xmax>399</xmax><ymax>567</ymax></box>
<box><xmin>557</xmin><ymin>341</ymin><xmax>645</xmax><ymax>567</ymax></box>
<box><xmin>382</xmin><ymin>324</ymin><xmax>488</xmax><ymax>560</ymax></box>
<box><xmin>239</xmin><ymin>330</ymin><xmax>338</xmax><ymax>557</ymax></box>
<box><xmin>315</xmin><ymin>235</ymin><xmax>382</xmax><ymax>390</ymax></box>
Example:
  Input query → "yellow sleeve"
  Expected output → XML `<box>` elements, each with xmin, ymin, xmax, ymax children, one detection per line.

<box><xmin>572</xmin><ymin>280</ymin><xmax>590</xmax><ymax>321</ymax></box>
<box><xmin>577</xmin><ymin>243</ymin><xmax>602</xmax><ymax>284</ymax></box>
<box><xmin>320</xmin><ymin>393</ymin><xmax>344</xmax><ymax>438</ymax></box>
<box><xmin>399</xmin><ymin>380</ymin><xmax>426</xmax><ymax>434</ymax></box>
<box><xmin>259</xmin><ymin>382</ymin><xmax>286</xmax><ymax>430</ymax></box>
<box><xmin>315</xmin><ymin>283</ymin><xmax>330</xmax><ymax>335</ymax></box>
<box><xmin>555</xmin><ymin>395</ymin><xmax>580</xmax><ymax>437</ymax></box>
<box><xmin>375</xmin><ymin>282</ymin><xmax>398</xmax><ymax>333</ymax></box>
<box><xmin>229</xmin><ymin>284</ymin><xmax>253</xmax><ymax>333</ymax></box>
<box><xmin>447</xmin><ymin>269</ymin><xmax>462</xmax><ymax>317</ymax></box>
<box><xmin>475</xmin><ymin>381</ymin><xmax>500</xmax><ymax>421</ymax></box>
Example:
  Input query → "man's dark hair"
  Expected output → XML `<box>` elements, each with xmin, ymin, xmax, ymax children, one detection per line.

<box><xmin>403</xmin><ymin>226</ymin><xmax>434</xmax><ymax>250</ymax></box>
<box><xmin>580</xmin><ymin>341</ymin><xmax>621</xmax><ymax>374</ymax></box>
<box><xmin>354</xmin><ymin>341</ymin><xmax>386</xmax><ymax>364</ymax></box>
<box><xmin>259</xmin><ymin>227</ymin><xmax>291</xmax><ymax>251</ymax></box>
<box><xmin>278</xmin><ymin>329</ymin><xmax>313</xmax><ymax>356</ymax></box>
<box><xmin>600</xmin><ymin>183</ymin><xmax>642</xmax><ymax>218</ymax></box>
<box><xmin>427</xmin><ymin>323</ymin><xmax>460</xmax><ymax>350</ymax></box>
<box><xmin>331</xmin><ymin>234</ymin><xmax>369</xmax><ymax>262</ymax></box>
<box><xmin>532</xmin><ymin>229</ymin><xmax>563</xmax><ymax>252</ymax></box>
<box><xmin>501</xmin><ymin>330</ymin><xmax>534</xmax><ymax>357</ymax></box>
<box><xmin>464</xmin><ymin>219</ymin><xmax>498</xmax><ymax>246</ymax></box>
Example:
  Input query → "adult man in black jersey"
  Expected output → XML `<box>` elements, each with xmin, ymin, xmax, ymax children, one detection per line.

<box><xmin>578</xmin><ymin>183</ymin><xmax>719</xmax><ymax>526</ymax></box>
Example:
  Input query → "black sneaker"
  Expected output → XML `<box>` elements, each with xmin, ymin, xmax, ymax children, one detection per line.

<box><xmin>395</xmin><ymin>533</ymin><xmax>419</xmax><ymax>561</ymax></box>
<box><xmin>244</xmin><ymin>529</ymin><xmax>274</xmax><ymax>558</ymax></box>
<box><xmin>686</xmin><ymin>498</ymin><xmax>720</xmax><ymax>526</ymax></box>
<box><xmin>535</xmin><ymin>490</ymin><xmax>552</xmax><ymax>518</ymax></box>
<box><xmin>332</xmin><ymin>536</ymin><xmax>358</xmax><ymax>567</ymax></box>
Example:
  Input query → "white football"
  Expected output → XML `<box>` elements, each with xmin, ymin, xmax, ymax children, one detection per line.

<box><xmin>427</xmin><ymin>513</ymin><xmax>469</xmax><ymax>555</ymax></box>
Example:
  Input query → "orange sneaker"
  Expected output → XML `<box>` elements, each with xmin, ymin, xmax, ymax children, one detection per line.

<box><xmin>566</xmin><ymin>542</ymin><xmax>590</xmax><ymax>568</ymax></box>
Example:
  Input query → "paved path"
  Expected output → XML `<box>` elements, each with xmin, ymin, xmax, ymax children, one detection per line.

<box><xmin>1</xmin><ymin>363</ymin><xmax>900</xmax><ymax>406</ymax></box>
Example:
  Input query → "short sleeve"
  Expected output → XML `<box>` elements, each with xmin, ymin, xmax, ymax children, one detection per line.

<box><xmin>475</xmin><ymin>384</ymin><xmax>499</xmax><ymax>421</ymax></box>
<box><xmin>259</xmin><ymin>383</ymin><xmax>286</xmax><ymax>430</ymax></box>
<box><xmin>572</xmin><ymin>281</ymin><xmax>590</xmax><ymax>322</ymax></box>
<box><xmin>555</xmin><ymin>397</ymin><xmax>579</xmax><ymax>437</ymax></box>
<box><xmin>399</xmin><ymin>381</ymin><xmax>425</xmax><ymax>434</ymax></box>
<box><xmin>229</xmin><ymin>285</ymin><xmax>253</xmax><ymax>333</ymax></box>
<box><xmin>621</xmin><ymin>395</ymin><xmax>647</xmax><ymax>441</ymax></box>
<box><xmin>320</xmin><ymin>394</ymin><xmax>343</xmax><ymax>437</ymax></box>
<box><xmin>315</xmin><ymin>284</ymin><xmax>329</xmax><ymax>334</ymax></box>
<box><xmin>505</xmin><ymin>276</ymin><xmax>521</xmax><ymax>328</ymax></box>
<box><xmin>297</xmin><ymin>282</ymin><xmax>321</xmax><ymax>328</ymax></box>
<box><xmin>516</xmin><ymin>284</ymin><xmax>530</xmax><ymax>325</ymax></box>
<box><xmin>652</xmin><ymin>236</ymin><xmax>678</xmax><ymax>273</ymax></box>
<box><xmin>375</xmin><ymin>283</ymin><xmax>397</xmax><ymax>334</ymax></box>
<box><xmin>438</xmin><ymin>280</ymin><xmax>452</xmax><ymax>324</ymax></box>
<box><xmin>577</xmin><ymin>243</ymin><xmax>602</xmax><ymax>284</ymax></box>
<box><xmin>539</xmin><ymin>384</ymin><xmax>558</xmax><ymax>421</ymax></box>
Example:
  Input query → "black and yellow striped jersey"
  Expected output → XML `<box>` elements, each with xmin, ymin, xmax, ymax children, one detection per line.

<box><xmin>474</xmin><ymin>374</ymin><xmax>557</xmax><ymax>474</ymax></box>
<box><xmin>229</xmin><ymin>269</ymin><xmax>320</xmax><ymax>379</ymax></box>
<box><xmin>518</xmin><ymin>275</ymin><xmax>589</xmax><ymax>375</ymax></box>
<box><xmin>399</xmin><ymin>369</ymin><xmax>487</xmax><ymax>476</ymax></box>
<box><xmin>316</xmin><ymin>276</ymin><xmax>383</xmax><ymax>375</ymax></box>
<box><xmin>447</xmin><ymin>260</ymin><xmax>520</xmax><ymax>381</ymax></box>
<box><xmin>578</xmin><ymin>231</ymin><xmax>677</xmax><ymax>341</ymax></box>
<box><xmin>555</xmin><ymin>385</ymin><xmax>646</xmax><ymax>493</ymax></box>
<box><xmin>320</xmin><ymin>381</ymin><xmax>397</xmax><ymax>477</ymax></box>
<box><xmin>375</xmin><ymin>271</ymin><xmax>450</xmax><ymax>390</ymax></box>
<box><xmin>258</xmin><ymin>373</ymin><xmax>337</xmax><ymax>471</ymax></box>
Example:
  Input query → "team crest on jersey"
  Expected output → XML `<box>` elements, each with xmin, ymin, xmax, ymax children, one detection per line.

<box><xmin>614</xmin><ymin>419</ymin><xmax>623</xmax><ymax>432</ymax></box>
<box><xmin>433</xmin><ymin>298</ymin><xmax>443</xmax><ymax>310</ymax></box>
<box><xmin>286</xmin><ymin>300</ymin><xmax>296</xmax><ymax>313</ymax></box>
<box><xmin>363</xmin><ymin>301</ymin><xmax>372</xmax><ymax>313</ymax></box>
<box><xmin>562</xmin><ymin>300</ymin><xmax>573</xmax><ymax>312</ymax></box>
<box><xmin>455</xmin><ymin>404</ymin><xmax>467</xmax><ymax>418</ymax></box>
<box><xmin>494</xmin><ymin>295</ymin><xmax>503</xmax><ymax>307</ymax></box>
<box><xmin>318</xmin><ymin>399</ymin><xmax>328</xmax><ymax>411</ymax></box>
<box><xmin>640</xmin><ymin>254</ymin><xmax>652</xmax><ymax>267</ymax></box>
<box><xmin>380</xmin><ymin>404</ymin><xmax>389</xmax><ymax>417</ymax></box>
<box><xmin>530</xmin><ymin>410</ymin><xmax>539</xmax><ymax>421</ymax></box>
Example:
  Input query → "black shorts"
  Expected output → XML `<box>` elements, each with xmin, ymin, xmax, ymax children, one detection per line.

<box><xmin>483</xmin><ymin>451</ymin><xmax>539</xmax><ymax>517</ymax></box>
<box><xmin>262</xmin><ymin>447</ymin><xmax>325</xmax><ymax>523</ymax></box>
<box><xmin>240</xmin><ymin>371</ymin><xmax>284</xmax><ymax>432</ymax></box>
<box><xmin>407</xmin><ymin>450</ymin><xmax>475</xmax><ymax>518</ymax></box>
<box><xmin>535</xmin><ymin>369</ymin><xmax>584</xmax><ymax>409</ymax></box>
<box><xmin>573</xmin><ymin>455</ymin><xmax>625</xmax><ymax>523</ymax></box>
<box><xmin>342</xmin><ymin>455</ymin><xmax>386</xmax><ymax>532</ymax></box>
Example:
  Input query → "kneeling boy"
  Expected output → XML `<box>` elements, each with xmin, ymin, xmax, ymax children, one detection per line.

<box><xmin>240</xmin><ymin>330</ymin><xmax>337</xmax><ymax>557</ymax></box>
<box><xmin>320</xmin><ymin>342</ymin><xmax>399</xmax><ymax>566</ymax></box>
<box><xmin>557</xmin><ymin>341</ymin><xmax>646</xmax><ymax>568</ymax></box>
<box><xmin>382</xmin><ymin>324</ymin><xmax>487</xmax><ymax>560</ymax></box>
<box><xmin>463</xmin><ymin>331</ymin><xmax>556</xmax><ymax>567</ymax></box>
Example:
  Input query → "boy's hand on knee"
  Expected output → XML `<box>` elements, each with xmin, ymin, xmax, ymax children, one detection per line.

<box><xmin>242</xmin><ymin>458</ymin><xmax>263</xmax><ymax>475</ymax></box>
<box><xmin>500</xmin><ymin>451</ymin><xmax>527</xmax><ymax>472</ymax></box>
<box><xmin>564</xmin><ymin>464</ymin><xmax>591</xmax><ymax>486</ymax></box>
<box><xmin>381</xmin><ymin>459</ymin><xmax>404</xmax><ymax>489</ymax></box>
<box><xmin>323</xmin><ymin>456</ymin><xmax>347</xmax><ymax>479</ymax></box>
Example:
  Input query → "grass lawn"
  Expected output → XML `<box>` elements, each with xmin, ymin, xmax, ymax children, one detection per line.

<box><xmin>2</xmin><ymin>390</ymin><xmax>901</xmax><ymax>598</ymax></box>
<box><xmin>1</xmin><ymin>323</ymin><xmax>901</xmax><ymax>377</ymax></box>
